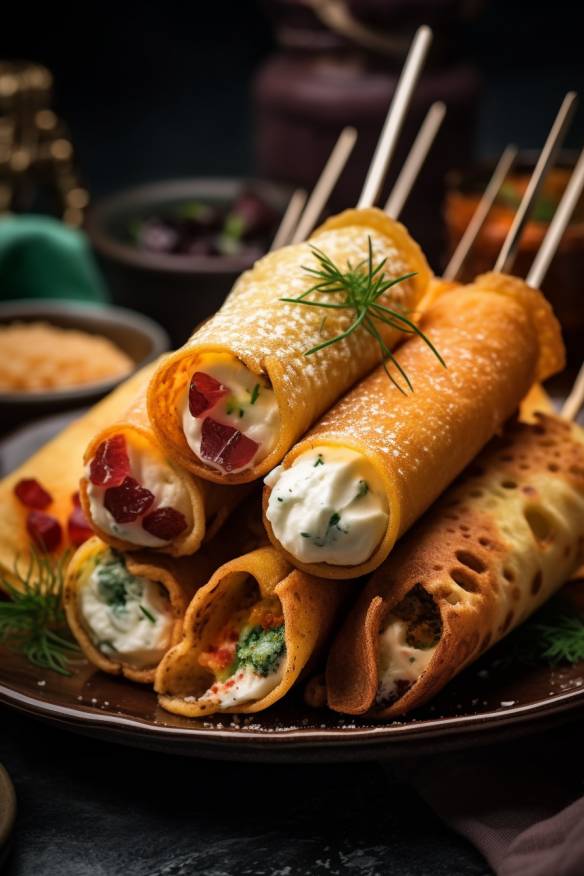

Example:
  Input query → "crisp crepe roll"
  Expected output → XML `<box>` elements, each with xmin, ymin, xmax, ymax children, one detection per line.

<box><xmin>326</xmin><ymin>414</ymin><xmax>584</xmax><ymax>718</ymax></box>
<box><xmin>64</xmin><ymin>536</ymin><xmax>197</xmax><ymax>683</ymax></box>
<box><xmin>148</xmin><ymin>208</ymin><xmax>431</xmax><ymax>484</ymax></box>
<box><xmin>155</xmin><ymin>546</ymin><xmax>346</xmax><ymax>716</ymax></box>
<box><xmin>0</xmin><ymin>363</ymin><xmax>159</xmax><ymax>582</ymax></box>
<box><xmin>264</xmin><ymin>272</ymin><xmax>564</xmax><ymax>579</ymax></box>
<box><xmin>64</xmin><ymin>495</ymin><xmax>266</xmax><ymax>683</ymax></box>
<box><xmin>80</xmin><ymin>381</ymin><xmax>245</xmax><ymax>556</ymax></box>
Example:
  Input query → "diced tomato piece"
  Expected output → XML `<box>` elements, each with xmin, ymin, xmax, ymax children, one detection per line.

<box><xmin>67</xmin><ymin>504</ymin><xmax>93</xmax><ymax>547</ymax></box>
<box><xmin>26</xmin><ymin>510</ymin><xmax>62</xmax><ymax>552</ymax></box>
<box><xmin>103</xmin><ymin>477</ymin><xmax>154</xmax><ymax>524</ymax></box>
<box><xmin>188</xmin><ymin>372</ymin><xmax>229</xmax><ymax>418</ymax></box>
<box><xmin>14</xmin><ymin>478</ymin><xmax>52</xmax><ymax>510</ymax></box>
<box><xmin>199</xmin><ymin>640</ymin><xmax>237</xmax><ymax>674</ymax></box>
<box><xmin>89</xmin><ymin>435</ymin><xmax>131</xmax><ymax>487</ymax></box>
<box><xmin>200</xmin><ymin>418</ymin><xmax>259</xmax><ymax>472</ymax></box>
<box><xmin>142</xmin><ymin>507</ymin><xmax>187</xmax><ymax>541</ymax></box>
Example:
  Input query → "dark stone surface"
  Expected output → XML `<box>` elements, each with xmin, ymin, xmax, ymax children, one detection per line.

<box><xmin>0</xmin><ymin>707</ymin><xmax>490</xmax><ymax>876</ymax></box>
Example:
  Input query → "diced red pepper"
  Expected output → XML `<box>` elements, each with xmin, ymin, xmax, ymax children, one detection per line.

<box><xmin>26</xmin><ymin>510</ymin><xmax>62</xmax><ymax>552</ymax></box>
<box><xmin>67</xmin><ymin>504</ymin><xmax>94</xmax><ymax>547</ymax></box>
<box><xmin>142</xmin><ymin>507</ymin><xmax>187</xmax><ymax>541</ymax></box>
<box><xmin>14</xmin><ymin>478</ymin><xmax>53</xmax><ymax>510</ymax></box>
<box><xmin>103</xmin><ymin>477</ymin><xmax>155</xmax><ymax>524</ymax></box>
<box><xmin>89</xmin><ymin>435</ymin><xmax>131</xmax><ymax>487</ymax></box>
<box><xmin>188</xmin><ymin>372</ymin><xmax>229</xmax><ymax>418</ymax></box>
<box><xmin>200</xmin><ymin>418</ymin><xmax>259</xmax><ymax>472</ymax></box>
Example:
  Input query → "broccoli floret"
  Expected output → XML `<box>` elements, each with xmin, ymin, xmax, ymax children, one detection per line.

<box><xmin>236</xmin><ymin>624</ymin><xmax>286</xmax><ymax>676</ymax></box>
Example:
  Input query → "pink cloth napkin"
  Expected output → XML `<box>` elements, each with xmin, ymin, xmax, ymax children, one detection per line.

<box><xmin>391</xmin><ymin>718</ymin><xmax>584</xmax><ymax>875</ymax></box>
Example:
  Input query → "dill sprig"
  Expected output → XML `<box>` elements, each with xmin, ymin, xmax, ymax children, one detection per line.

<box><xmin>0</xmin><ymin>551</ymin><xmax>80</xmax><ymax>676</ymax></box>
<box><xmin>536</xmin><ymin>613</ymin><xmax>584</xmax><ymax>665</ymax></box>
<box><xmin>281</xmin><ymin>237</ymin><xmax>445</xmax><ymax>393</ymax></box>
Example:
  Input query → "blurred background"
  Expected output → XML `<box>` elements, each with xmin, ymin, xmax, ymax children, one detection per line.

<box><xmin>0</xmin><ymin>0</ymin><xmax>583</xmax><ymax>417</ymax></box>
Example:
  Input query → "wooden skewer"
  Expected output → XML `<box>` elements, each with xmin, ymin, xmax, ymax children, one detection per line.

<box><xmin>357</xmin><ymin>25</ymin><xmax>433</xmax><ymax>209</ymax></box>
<box><xmin>494</xmin><ymin>92</ymin><xmax>578</xmax><ymax>273</ymax></box>
<box><xmin>562</xmin><ymin>362</ymin><xmax>584</xmax><ymax>422</ymax></box>
<box><xmin>384</xmin><ymin>101</ymin><xmax>446</xmax><ymax>219</ymax></box>
<box><xmin>443</xmin><ymin>145</ymin><xmax>518</xmax><ymax>280</ymax></box>
<box><xmin>527</xmin><ymin>147</ymin><xmax>584</xmax><ymax>288</ymax></box>
<box><xmin>291</xmin><ymin>126</ymin><xmax>357</xmax><ymax>244</ymax></box>
<box><xmin>270</xmin><ymin>188</ymin><xmax>308</xmax><ymax>251</ymax></box>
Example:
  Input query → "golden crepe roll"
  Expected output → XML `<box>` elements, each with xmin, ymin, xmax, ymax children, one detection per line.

<box><xmin>155</xmin><ymin>546</ymin><xmax>347</xmax><ymax>716</ymax></box>
<box><xmin>326</xmin><ymin>414</ymin><xmax>584</xmax><ymax>718</ymax></box>
<box><xmin>0</xmin><ymin>363</ymin><xmax>158</xmax><ymax>583</ymax></box>
<box><xmin>263</xmin><ymin>272</ymin><xmax>564</xmax><ymax>579</ymax></box>
<box><xmin>79</xmin><ymin>376</ymin><xmax>246</xmax><ymax>557</ymax></box>
<box><xmin>147</xmin><ymin>208</ymin><xmax>431</xmax><ymax>484</ymax></box>
<box><xmin>64</xmin><ymin>495</ymin><xmax>266</xmax><ymax>683</ymax></box>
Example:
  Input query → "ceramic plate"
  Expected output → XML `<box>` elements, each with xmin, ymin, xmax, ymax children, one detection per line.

<box><xmin>1</xmin><ymin>410</ymin><xmax>583</xmax><ymax>763</ymax></box>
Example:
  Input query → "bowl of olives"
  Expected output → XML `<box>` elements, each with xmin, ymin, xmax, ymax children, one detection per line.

<box><xmin>87</xmin><ymin>178</ymin><xmax>290</xmax><ymax>345</ymax></box>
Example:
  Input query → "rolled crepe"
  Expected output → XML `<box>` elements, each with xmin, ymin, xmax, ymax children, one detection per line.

<box><xmin>64</xmin><ymin>494</ymin><xmax>266</xmax><ymax>683</ymax></box>
<box><xmin>326</xmin><ymin>413</ymin><xmax>584</xmax><ymax>718</ymax></box>
<box><xmin>155</xmin><ymin>545</ymin><xmax>347</xmax><ymax>716</ymax></box>
<box><xmin>79</xmin><ymin>378</ymin><xmax>246</xmax><ymax>556</ymax></box>
<box><xmin>147</xmin><ymin>208</ymin><xmax>431</xmax><ymax>484</ymax></box>
<box><xmin>263</xmin><ymin>272</ymin><xmax>565</xmax><ymax>579</ymax></box>
<box><xmin>0</xmin><ymin>363</ymin><xmax>158</xmax><ymax>585</ymax></box>
<box><xmin>423</xmin><ymin>277</ymin><xmax>556</xmax><ymax>424</ymax></box>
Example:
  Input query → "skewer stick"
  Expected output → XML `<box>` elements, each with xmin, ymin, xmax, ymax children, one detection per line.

<box><xmin>561</xmin><ymin>362</ymin><xmax>584</xmax><ymax>422</ymax></box>
<box><xmin>291</xmin><ymin>126</ymin><xmax>357</xmax><ymax>244</ymax></box>
<box><xmin>384</xmin><ymin>101</ymin><xmax>446</xmax><ymax>219</ymax></box>
<box><xmin>494</xmin><ymin>92</ymin><xmax>578</xmax><ymax>273</ymax></box>
<box><xmin>270</xmin><ymin>188</ymin><xmax>308</xmax><ymax>250</ymax></box>
<box><xmin>443</xmin><ymin>145</ymin><xmax>518</xmax><ymax>280</ymax></box>
<box><xmin>357</xmin><ymin>25</ymin><xmax>433</xmax><ymax>209</ymax></box>
<box><xmin>527</xmin><ymin>147</ymin><xmax>584</xmax><ymax>288</ymax></box>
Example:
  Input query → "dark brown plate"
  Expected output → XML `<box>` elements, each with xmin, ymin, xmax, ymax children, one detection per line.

<box><xmin>1</xmin><ymin>411</ymin><xmax>584</xmax><ymax>762</ymax></box>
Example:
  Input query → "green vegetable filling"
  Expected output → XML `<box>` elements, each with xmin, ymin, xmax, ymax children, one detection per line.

<box><xmin>235</xmin><ymin>624</ymin><xmax>285</xmax><ymax>677</ymax></box>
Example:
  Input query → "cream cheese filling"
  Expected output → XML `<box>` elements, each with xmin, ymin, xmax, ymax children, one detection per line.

<box><xmin>79</xmin><ymin>551</ymin><xmax>174</xmax><ymax>667</ymax></box>
<box><xmin>194</xmin><ymin>659</ymin><xmax>285</xmax><ymax>709</ymax></box>
<box><xmin>265</xmin><ymin>447</ymin><xmax>389</xmax><ymax>565</ymax></box>
<box><xmin>181</xmin><ymin>354</ymin><xmax>280</xmax><ymax>474</ymax></box>
<box><xmin>86</xmin><ymin>437</ymin><xmax>191</xmax><ymax>547</ymax></box>
<box><xmin>376</xmin><ymin>617</ymin><xmax>436</xmax><ymax>705</ymax></box>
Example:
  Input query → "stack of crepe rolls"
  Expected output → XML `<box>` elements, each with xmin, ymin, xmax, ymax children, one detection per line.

<box><xmin>79</xmin><ymin>379</ymin><xmax>246</xmax><ymax>557</ymax></box>
<box><xmin>64</xmin><ymin>494</ymin><xmax>267</xmax><ymax>683</ymax></box>
<box><xmin>0</xmin><ymin>363</ymin><xmax>158</xmax><ymax>585</ymax></box>
<box><xmin>326</xmin><ymin>413</ymin><xmax>584</xmax><ymax>718</ymax></box>
<box><xmin>263</xmin><ymin>272</ymin><xmax>564</xmax><ymax>579</ymax></box>
<box><xmin>155</xmin><ymin>546</ymin><xmax>347</xmax><ymax>716</ymax></box>
<box><xmin>147</xmin><ymin>208</ymin><xmax>431</xmax><ymax>484</ymax></box>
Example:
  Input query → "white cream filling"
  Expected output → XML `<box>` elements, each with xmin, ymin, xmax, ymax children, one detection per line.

<box><xmin>194</xmin><ymin>659</ymin><xmax>285</xmax><ymax>709</ymax></box>
<box><xmin>376</xmin><ymin>618</ymin><xmax>437</xmax><ymax>705</ymax></box>
<box><xmin>181</xmin><ymin>356</ymin><xmax>280</xmax><ymax>474</ymax></box>
<box><xmin>86</xmin><ymin>439</ymin><xmax>191</xmax><ymax>547</ymax></box>
<box><xmin>265</xmin><ymin>447</ymin><xmax>389</xmax><ymax>565</ymax></box>
<box><xmin>79</xmin><ymin>556</ymin><xmax>174</xmax><ymax>667</ymax></box>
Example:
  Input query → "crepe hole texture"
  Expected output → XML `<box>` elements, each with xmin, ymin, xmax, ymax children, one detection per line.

<box><xmin>449</xmin><ymin>567</ymin><xmax>479</xmax><ymax>594</ymax></box>
<box><xmin>524</xmin><ymin>505</ymin><xmax>556</xmax><ymax>547</ymax></box>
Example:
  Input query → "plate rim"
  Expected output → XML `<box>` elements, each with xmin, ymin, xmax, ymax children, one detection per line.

<box><xmin>2</xmin><ymin>674</ymin><xmax>584</xmax><ymax>751</ymax></box>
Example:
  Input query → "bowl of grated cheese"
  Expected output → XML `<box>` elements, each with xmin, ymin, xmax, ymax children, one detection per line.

<box><xmin>0</xmin><ymin>300</ymin><xmax>169</xmax><ymax>433</ymax></box>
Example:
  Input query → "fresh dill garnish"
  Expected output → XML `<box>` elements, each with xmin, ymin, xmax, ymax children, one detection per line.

<box><xmin>249</xmin><ymin>384</ymin><xmax>260</xmax><ymax>405</ymax></box>
<box><xmin>536</xmin><ymin>613</ymin><xmax>584</xmax><ymax>664</ymax></box>
<box><xmin>281</xmin><ymin>237</ymin><xmax>445</xmax><ymax>393</ymax></box>
<box><xmin>314</xmin><ymin>454</ymin><xmax>324</xmax><ymax>467</ymax></box>
<box><xmin>329</xmin><ymin>512</ymin><xmax>341</xmax><ymax>528</ymax></box>
<box><xmin>139</xmin><ymin>604</ymin><xmax>156</xmax><ymax>624</ymax></box>
<box><xmin>300</xmin><ymin>532</ymin><xmax>311</xmax><ymax>538</ymax></box>
<box><xmin>356</xmin><ymin>480</ymin><xmax>369</xmax><ymax>499</ymax></box>
<box><xmin>0</xmin><ymin>552</ymin><xmax>80</xmax><ymax>676</ymax></box>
